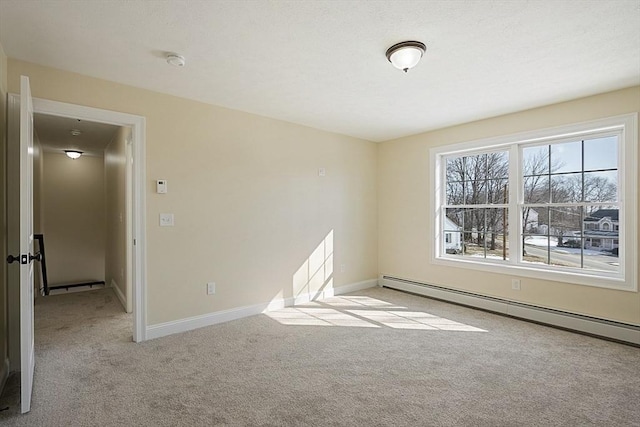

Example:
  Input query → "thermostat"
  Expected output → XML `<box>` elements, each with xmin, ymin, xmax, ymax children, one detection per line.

<box><xmin>157</xmin><ymin>180</ymin><xmax>168</xmax><ymax>194</ymax></box>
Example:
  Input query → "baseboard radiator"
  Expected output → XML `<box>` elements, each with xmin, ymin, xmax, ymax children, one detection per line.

<box><xmin>380</xmin><ymin>276</ymin><xmax>640</xmax><ymax>346</ymax></box>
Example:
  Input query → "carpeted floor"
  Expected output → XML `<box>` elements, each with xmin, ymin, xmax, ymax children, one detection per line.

<box><xmin>0</xmin><ymin>286</ymin><xmax>638</xmax><ymax>426</ymax></box>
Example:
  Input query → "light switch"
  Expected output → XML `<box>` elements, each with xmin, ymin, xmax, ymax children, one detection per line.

<box><xmin>318</xmin><ymin>168</ymin><xmax>326</xmax><ymax>176</ymax></box>
<box><xmin>157</xmin><ymin>180</ymin><xmax>168</xmax><ymax>194</ymax></box>
<box><xmin>159</xmin><ymin>213</ymin><xmax>174</xmax><ymax>227</ymax></box>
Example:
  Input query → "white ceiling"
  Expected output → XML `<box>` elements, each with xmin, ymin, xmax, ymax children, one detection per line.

<box><xmin>1</xmin><ymin>0</ymin><xmax>639</xmax><ymax>142</ymax></box>
<box><xmin>34</xmin><ymin>114</ymin><xmax>120</xmax><ymax>157</ymax></box>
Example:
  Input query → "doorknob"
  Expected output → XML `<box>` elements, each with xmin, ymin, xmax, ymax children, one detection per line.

<box><xmin>7</xmin><ymin>254</ymin><xmax>21</xmax><ymax>264</ymax></box>
<box><xmin>6</xmin><ymin>253</ymin><xmax>39</xmax><ymax>264</ymax></box>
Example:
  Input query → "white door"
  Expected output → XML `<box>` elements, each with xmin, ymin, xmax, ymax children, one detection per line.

<box><xmin>19</xmin><ymin>75</ymin><xmax>35</xmax><ymax>414</ymax></box>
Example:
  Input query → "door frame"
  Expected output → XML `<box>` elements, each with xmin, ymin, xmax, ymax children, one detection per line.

<box><xmin>7</xmin><ymin>95</ymin><xmax>148</xmax><ymax>354</ymax></box>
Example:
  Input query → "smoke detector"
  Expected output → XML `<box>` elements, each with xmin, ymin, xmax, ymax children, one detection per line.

<box><xmin>166</xmin><ymin>54</ymin><xmax>186</xmax><ymax>67</ymax></box>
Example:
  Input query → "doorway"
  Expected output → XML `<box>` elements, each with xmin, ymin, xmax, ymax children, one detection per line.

<box><xmin>7</xmin><ymin>95</ymin><xmax>148</xmax><ymax>377</ymax></box>
<box><xmin>33</xmin><ymin>114</ymin><xmax>130</xmax><ymax>305</ymax></box>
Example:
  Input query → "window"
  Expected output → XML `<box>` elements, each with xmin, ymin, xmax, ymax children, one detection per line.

<box><xmin>444</xmin><ymin>151</ymin><xmax>509</xmax><ymax>260</ymax></box>
<box><xmin>432</xmin><ymin>114</ymin><xmax>637</xmax><ymax>290</ymax></box>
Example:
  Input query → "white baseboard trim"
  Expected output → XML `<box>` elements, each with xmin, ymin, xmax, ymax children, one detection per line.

<box><xmin>380</xmin><ymin>275</ymin><xmax>640</xmax><ymax>346</ymax></box>
<box><xmin>0</xmin><ymin>357</ymin><xmax>10</xmax><ymax>397</ymax></box>
<box><xmin>110</xmin><ymin>279</ymin><xmax>127</xmax><ymax>311</ymax></box>
<box><xmin>146</xmin><ymin>279</ymin><xmax>378</xmax><ymax>340</ymax></box>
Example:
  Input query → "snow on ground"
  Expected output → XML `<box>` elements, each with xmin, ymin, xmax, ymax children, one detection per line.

<box><xmin>524</xmin><ymin>236</ymin><xmax>606</xmax><ymax>256</ymax></box>
<box><xmin>470</xmin><ymin>254</ymin><xmax>509</xmax><ymax>260</ymax></box>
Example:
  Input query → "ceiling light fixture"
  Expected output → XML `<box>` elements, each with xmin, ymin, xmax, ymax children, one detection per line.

<box><xmin>70</xmin><ymin>129</ymin><xmax>82</xmax><ymax>136</ymax></box>
<box><xmin>166</xmin><ymin>53</ymin><xmax>186</xmax><ymax>67</ymax></box>
<box><xmin>65</xmin><ymin>150</ymin><xmax>83</xmax><ymax>160</ymax></box>
<box><xmin>386</xmin><ymin>41</ymin><xmax>426</xmax><ymax>73</ymax></box>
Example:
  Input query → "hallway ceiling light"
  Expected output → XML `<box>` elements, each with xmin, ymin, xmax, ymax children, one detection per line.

<box><xmin>386</xmin><ymin>41</ymin><xmax>426</xmax><ymax>73</ymax></box>
<box><xmin>65</xmin><ymin>150</ymin><xmax>83</xmax><ymax>159</ymax></box>
<box><xmin>166</xmin><ymin>53</ymin><xmax>186</xmax><ymax>67</ymax></box>
<box><xmin>70</xmin><ymin>129</ymin><xmax>82</xmax><ymax>136</ymax></box>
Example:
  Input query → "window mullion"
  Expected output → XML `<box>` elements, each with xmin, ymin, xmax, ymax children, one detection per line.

<box><xmin>508</xmin><ymin>144</ymin><xmax>520</xmax><ymax>265</ymax></box>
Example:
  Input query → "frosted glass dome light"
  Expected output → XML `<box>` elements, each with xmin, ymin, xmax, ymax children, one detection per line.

<box><xmin>65</xmin><ymin>150</ymin><xmax>83</xmax><ymax>159</ymax></box>
<box><xmin>386</xmin><ymin>41</ymin><xmax>426</xmax><ymax>73</ymax></box>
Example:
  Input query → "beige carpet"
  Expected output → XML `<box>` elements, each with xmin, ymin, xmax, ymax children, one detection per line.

<box><xmin>0</xmin><ymin>286</ymin><xmax>638</xmax><ymax>426</ymax></box>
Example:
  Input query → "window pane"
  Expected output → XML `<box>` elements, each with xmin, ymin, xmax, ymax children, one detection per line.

<box><xmin>463</xmin><ymin>208</ymin><xmax>485</xmax><ymax>232</ymax></box>
<box><xmin>550</xmin><ymin>207</ymin><xmax>582</xmax><ymax>238</ymax></box>
<box><xmin>443</xmin><ymin>230</ymin><xmax>463</xmax><ymax>255</ymax></box>
<box><xmin>462</xmin><ymin>208</ymin><xmax>487</xmax><ymax>258</ymax></box>
<box><xmin>486</xmin><ymin>152</ymin><xmax>509</xmax><ymax>179</ymax></box>
<box><xmin>524</xmin><ymin>175</ymin><xmax>549</xmax><ymax>203</ymax></box>
<box><xmin>522</xmin><ymin>207</ymin><xmax>542</xmax><ymax>234</ymax></box>
<box><xmin>461</xmin><ymin>233</ymin><xmax>482</xmax><ymax>258</ymax></box>
<box><xmin>445</xmin><ymin>208</ymin><xmax>464</xmax><ymax>229</ymax></box>
<box><xmin>523</xmin><ymin>145</ymin><xmax>549</xmax><ymax>175</ymax></box>
<box><xmin>464</xmin><ymin>181</ymin><xmax>487</xmax><ymax>204</ymax></box>
<box><xmin>486</xmin><ymin>208</ymin><xmax>507</xmax><ymax>231</ymax></box>
<box><xmin>583</xmin><ymin>206</ymin><xmax>620</xmax><ymax>272</ymax></box>
<box><xmin>584</xmin><ymin>240</ymin><xmax>619</xmax><ymax>272</ymax></box>
<box><xmin>487</xmin><ymin>179</ymin><xmax>508</xmax><ymax>204</ymax></box>
<box><xmin>584</xmin><ymin>171</ymin><xmax>617</xmax><ymax>202</ymax></box>
<box><xmin>523</xmin><ymin>234</ymin><xmax>549</xmax><ymax>265</ymax></box>
<box><xmin>463</xmin><ymin>154</ymin><xmax>486</xmax><ymax>181</ymax></box>
<box><xmin>446</xmin><ymin>157</ymin><xmax>465</xmax><ymax>182</ymax></box>
<box><xmin>446</xmin><ymin>151</ymin><xmax>509</xmax><ymax>207</ymax></box>
<box><xmin>550</xmin><ymin>238</ymin><xmax>582</xmax><ymax>269</ymax></box>
<box><xmin>443</xmin><ymin>207</ymin><xmax>463</xmax><ymax>257</ymax></box>
<box><xmin>446</xmin><ymin>181</ymin><xmax>463</xmax><ymax>204</ymax></box>
<box><xmin>584</xmin><ymin>136</ymin><xmax>617</xmax><ymax>171</ymax></box>
<box><xmin>551</xmin><ymin>173</ymin><xmax>581</xmax><ymax>203</ymax></box>
<box><xmin>551</xmin><ymin>141</ymin><xmax>582</xmax><ymax>173</ymax></box>
<box><xmin>486</xmin><ymin>208</ymin><xmax>509</xmax><ymax>260</ymax></box>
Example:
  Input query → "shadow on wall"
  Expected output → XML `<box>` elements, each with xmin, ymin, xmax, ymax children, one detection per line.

<box><xmin>293</xmin><ymin>230</ymin><xmax>334</xmax><ymax>303</ymax></box>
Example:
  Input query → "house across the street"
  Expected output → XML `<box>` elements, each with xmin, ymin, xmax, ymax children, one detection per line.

<box><xmin>584</xmin><ymin>209</ymin><xmax>619</xmax><ymax>251</ymax></box>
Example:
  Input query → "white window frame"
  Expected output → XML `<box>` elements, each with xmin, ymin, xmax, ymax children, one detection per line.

<box><xmin>430</xmin><ymin>114</ymin><xmax>637</xmax><ymax>291</ymax></box>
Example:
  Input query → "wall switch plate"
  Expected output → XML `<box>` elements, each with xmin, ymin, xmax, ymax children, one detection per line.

<box><xmin>511</xmin><ymin>279</ymin><xmax>521</xmax><ymax>290</ymax></box>
<box><xmin>157</xmin><ymin>179</ymin><xmax>168</xmax><ymax>193</ymax></box>
<box><xmin>318</xmin><ymin>168</ymin><xmax>326</xmax><ymax>176</ymax></box>
<box><xmin>207</xmin><ymin>282</ymin><xmax>216</xmax><ymax>295</ymax></box>
<box><xmin>159</xmin><ymin>213</ymin><xmax>174</xmax><ymax>226</ymax></box>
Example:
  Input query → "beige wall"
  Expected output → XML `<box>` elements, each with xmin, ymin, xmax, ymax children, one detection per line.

<box><xmin>7</xmin><ymin>59</ymin><xmax>379</xmax><ymax>325</ymax></box>
<box><xmin>41</xmin><ymin>152</ymin><xmax>105</xmax><ymax>285</ymax></box>
<box><xmin>105</xmin><ymin>127</ymin><xmax>128</xmax><ymax>309</ymax></box>
<box><xmin>379</xmin><ymin>86</ymin><xmax>640</xmax><ymax>325</ymax></box>
<box><xmin>0</xmin><ymin>41</ymin><xmax>8</xmax><ymax>385</ymax></box>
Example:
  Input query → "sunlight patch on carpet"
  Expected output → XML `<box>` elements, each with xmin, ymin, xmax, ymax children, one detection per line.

<box><xmin>266</xmin><ymin>296</ymin><xmax>487</xmax><ymax>331</ymax></box>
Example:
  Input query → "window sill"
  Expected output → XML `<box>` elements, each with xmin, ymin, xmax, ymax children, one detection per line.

<box><xmin>431</xmin><ymin>255</ymin><xmax>636</xmax><ymax>292</ymax></box>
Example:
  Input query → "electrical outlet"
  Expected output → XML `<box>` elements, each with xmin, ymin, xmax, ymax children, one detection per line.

<box><xmin>511</xmin><ymin>279</ymin><xmax>521</xmax><ymax>290</ymax></box>
<box><xmin>159</xmin><ymin>213</ymin><xmax>174</xmax><ymax>227</ymax></box>
<box><xmin>318</xmin><ymin>167</ymin><xmax>326</xmax><ymax>176</ymax></box>
<box><xmin>340</xmin><ymin>264</ymin><xmax>346</xmax><ymax>273</ymax></box>
<box><xmin>207</xmin><ymin>282</ymin><xmax>216</xmax><ymax>295</ymax></box>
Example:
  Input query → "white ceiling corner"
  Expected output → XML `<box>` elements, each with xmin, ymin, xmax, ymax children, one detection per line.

<box><xmin>1</xmin><ymin>0</ymin><xmax>639</xmax><ymax>142</ymax></box>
